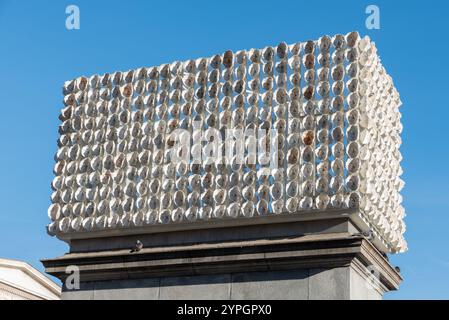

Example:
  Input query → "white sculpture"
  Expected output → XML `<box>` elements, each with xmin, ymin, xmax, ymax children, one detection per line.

<box><xmin>48</xmin><ymin>31</ymin><xmax>407</xmax><ymax>253</ymax></box>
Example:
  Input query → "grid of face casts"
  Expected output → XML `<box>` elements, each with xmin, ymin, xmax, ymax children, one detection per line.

<box><xmin>48</xmin><ymin>31</ymin><xmax>406</xmax><ymax>253</ymax></box>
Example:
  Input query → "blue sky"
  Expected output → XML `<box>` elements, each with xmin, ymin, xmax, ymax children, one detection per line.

<box><xmin>0</xmin><ymin>0</ymin><xmax>447</xmax><ymax>299</ymax></box>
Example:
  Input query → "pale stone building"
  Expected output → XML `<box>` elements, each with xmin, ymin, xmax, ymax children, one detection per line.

<box><xmin>0</xmin><ymin>258</ymin><xmax>60</xmax><ymax>300</ymax></box>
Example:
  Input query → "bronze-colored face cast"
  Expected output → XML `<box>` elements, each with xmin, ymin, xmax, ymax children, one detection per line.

<box><xmin>112</xmin><ymin>72</ymin><xmax>122</xmax><ymax>85</ymax></box>
<box><xmin>144</xmin><ymin>68</ymin><xmax>156</xmax><ymax>81</ymax></box>
<box><xmin>134</xmin><ymin>80</ymin><xmax>145</xmax><ymax>95</ymax></box>
<box><xmin>101</xmin><ymin>73</ymin><xmax>110</xmax><ymax>86</ymax></box>
<box><xmin>302</xmin><ymin>130</ymin><xmax>314</xmax><ymax>146</ymax></box>
<box><xmin>122</xmin><ymin>84</ymin><xmax>133</xmax><ymax>97</ymax></box>
<box><xmin>195</xmin><ymin>58</ymin><xmax>207</xmax><ymax>72</ymax></box>
<box><xmin>124</xmin><ymin>70</ymin><xmax>134</xmax><ymax>83</ymax></box>
<box><xmin>302</xmin><ymin>53</ymin><xmax>315</xmax><ymax>69</ymax></box>
<box><xmin>209</xmin><ymin>55</ymin><xmax>221</xmax><ymax>69</ymax></box>
<box><xmin>332</xmin><ymin>65</ymin><xmax>344</xmax><ymax>81</ymax></box>
<box><xmin>275</xmin><ymin>150</ymin><xmax>285</xmax><ymax>165</ymax></box>
<box><xmin>319</xmin><ymin>35</ymin><xmax>331</xmax><ymax>51</ymax></box>
<box><xmin>346</xmin><ymin>31</ymin><xmax>359</xmax><ymax>48</ymax></box>
<box><xmin>317</xmin><ymin>67</ymin><xmax>330</xmax><ymax>82</ymax></box>
<box><xmin>221</xmin><ymin>81</ymin><xmax>232</xmax><ymax>97</ymax></box>
<box><xmin>236</xmin><ymin>50</ymin><xmax>247</xmax><ymax>65</ymax></box>
<box><xmin>138</xmin><ymin>151</ymin><xmax>150</xmax><ymax>166</ymax></box>
<box><xmin>159</xmin><ymin>64</ymin><xmax>170</xmax><ymax>79</ymax></box>
<box><xmin>290</xmin><ymin>72</ymin><xmax>301</xmax><ymax>86</ymax></box>
<box><xmin>276</xmin><ymin>42</ymin><xmax>288</xmax><ymax>59</ymax></box>
<box><xmin>249</xmin><ymin>63</ymin><xmax>260</xmax><ymax>78</ymax></box>
<box><xmin>63</xmin><ymin>80</ymin><xmax>76</xmax><ymax>94</ymax></box>
<box><xmin>249</xmin><ymin>48</ymin><xmax>261</xmax><ymax>63</ymax></box>
<box><xmin>304</xmin><ymin>40</ymin><xmax>315</xmax><ymax>54</ymax></box>
<box><xmin>346</xmin><ymin>48</ymin><xmax>358</xmax><ymax>63</ymax></box>
<box><xmin>262</xmin><ymin>77</ymin><xmax>273</xmax><ymax>91</ymax></box>
<box><xmin>183</xmin><ymin>60</ymin><xmax>195</xmax><ymax>74</ymax></box>
<box><xmin>233</xmin><ymin>79</ymin><xmax>244</xmax><ymax>94</ymax></box>
<box><xmin>76</xmin><ymin>91</ymin><xmax>88</xmax><ymax>104</ymax></box>
<box><xmin>303</xmin><ymin>86</ymin><xmax>314</xmax><ymax>101</ymax></box>
<box><xmin>288</xmin><ymin>42</ymin><xmax>300</xmax><ymax>56</ymax></box>
<box><xmin>208</xmin><ymin>83</ymin><xmax>219</xmax><ymax>98</ymax></box>
<box><xmin>63</xmin><ymin>93</ymin><xmax>76</xmax><ymax>106</ymax></box>
<box><xmin>112</xmin><ymin>86</ymin><xmax>122</xmax><ymax>99</ymax></box>
<box><xmin>60</xmin><ymin>106</ymin><xmax>72</xmax><ymax>121</ymax></box>
<box><xmin>166</xmin><ymin>134</ymin><xmax>176</xmax><ymax>148</ymax></box>
<box><xmin>288</xmin><ymin>147</ymin><xmax>299</xmax><ymax>164</ymax></box>
<box><xmin>318</xmin><ymin>52</ymin><xmax>330</xmax><ymax>69</ymax></box>
<box><xmin>168</xmin><ymin>119</ymin><xmax>178</xmax><ymax>131</ymax></box>
<box><xmin>275</xmin><ymin>88</ymin><xmax>287</xmax><ymax>104</ymax></box>
<box><xmin>195</xmin><ymin>86</ymin><xmax>205</xmax><ymax>99</ymax></box>
<box><xmin>263</xmin><ymin>61</ymin><xmax>274</xmax><ymax>75</ymax></box>
<box><xmin>257</xmin><ymin>199</ymin><xmax>269</xmax><ymax>215</ymax></box>
<box><xmin>275</xmin><ymin>118</ymin><xmax>286</xmax><ymax>133</ymax></box>
<box><xmin>78</xmin><ymin>77</ymin><xmax>88</xmax><ymax>91</ymax></box>
<box><xmin>222</xmin><ymin>50</ymin><xmax>234</xmax><ymax>68</ymax></box>
<box><xmin>317</xmin><ymin>81</ymin><xmax>330</xmax><ymax>97</ymax></box>
<box><xmin>262</xmin><ymin>46</ymin><xmax>274</xmax><ymax>61</ymax></box>
<box><xmin>332</xmin><ymin>34</ymin><xmax>345</xmax><ymax>50</ymax></box>
<box><xmin>137</xmin><ymin>67</ymin><xmax>148</xmax><ymax>80</ymax></box>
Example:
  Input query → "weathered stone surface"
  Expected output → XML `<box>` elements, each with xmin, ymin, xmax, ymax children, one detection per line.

<box><xmin>60</xmin><ymin>266</ymin><xmax>384</xmax><ymax>300</ymax></box>
<box><xmin>230</xmin><ymin>270</ymin><xmax>309</xmax><ymax>300</ymax></box>
<box><xmin>160</xmin><ymin>275</ymin><xmax>231</xmax><ymax>300</ymax></box>
<box><xmin>309</xmin><ymin>267</ymin><xmax>350</xmax><ymax>300</ymax></box>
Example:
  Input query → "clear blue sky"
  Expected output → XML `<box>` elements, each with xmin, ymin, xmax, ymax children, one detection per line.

<box><xmin>0</xmin><ymin>0</ymin><xmax>447</xmax><ymax>299</ymax></box>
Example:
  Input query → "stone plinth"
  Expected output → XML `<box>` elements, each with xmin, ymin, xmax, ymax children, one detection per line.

<box><xmin>42</xmin><ymin>216</ymin><xmax>401</xmax><ymax>300</ymax></box>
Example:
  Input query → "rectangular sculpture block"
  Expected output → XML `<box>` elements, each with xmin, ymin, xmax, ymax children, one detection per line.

<box><xmin>47</xmin><ymin>31</ymin><xmax>406</xmax><ymax>253</ymax></box>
